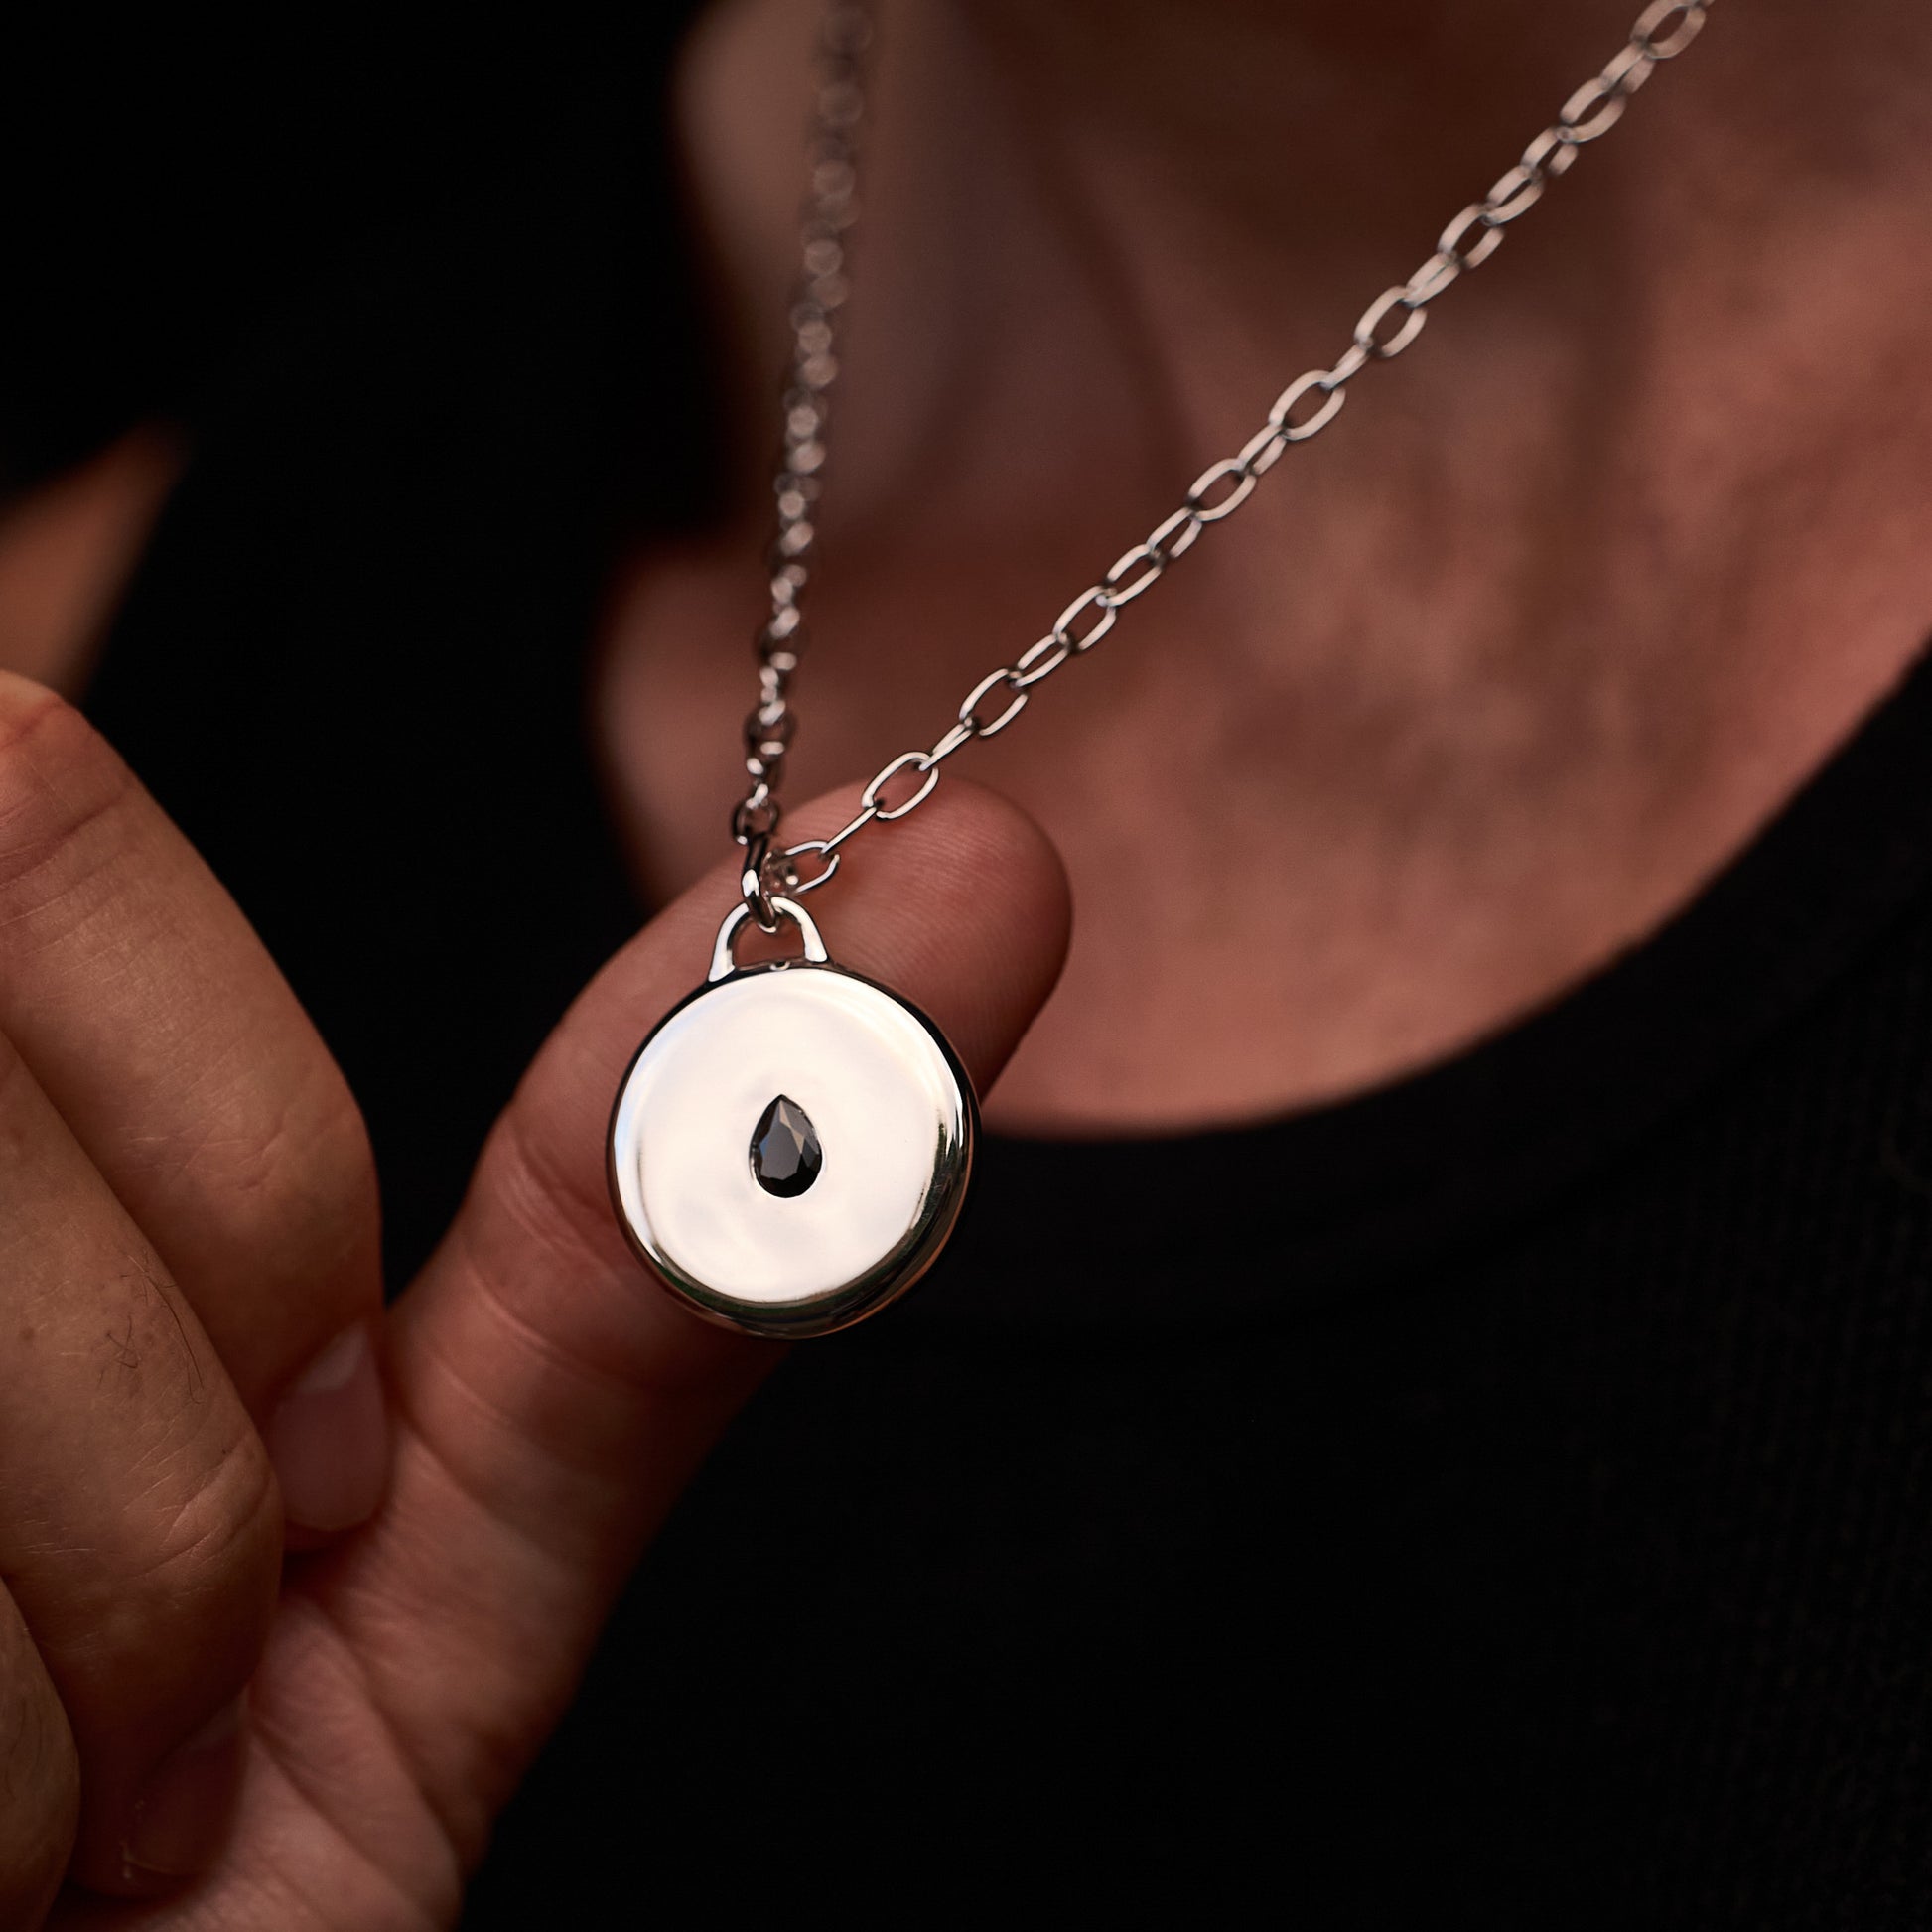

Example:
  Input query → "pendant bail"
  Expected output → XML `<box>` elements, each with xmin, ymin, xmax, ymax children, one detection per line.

<box><xmin>709</xmin><ymin>895</ymin><xmax>830</xmax><ymax>983</ymax></box>
<box><xmin>740</xmin><ymin>830</ymin><xmax>783</xmax><ymax>934</ymax></box>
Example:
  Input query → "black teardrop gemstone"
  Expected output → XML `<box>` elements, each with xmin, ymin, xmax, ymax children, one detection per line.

<box><xmin>750</xmin><ymin>1094</ymin><xmax>822</xmax><ymax>1198</ymax></box>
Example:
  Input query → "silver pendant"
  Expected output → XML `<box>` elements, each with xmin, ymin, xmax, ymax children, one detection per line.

<box><xmin>607</xmin><ymin>896</ymin><xmax>977</xmax><ymax>1338</ymax></box>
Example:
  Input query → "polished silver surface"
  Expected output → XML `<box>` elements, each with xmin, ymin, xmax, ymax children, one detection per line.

<box><xmin>610</xmin><ymin>902</ymin><xmax>976</xmax><ymax>1339</ymax></box>
<box><xmin>741</xmin><ymin>0</ymin><xmax>1718</xmax><ymax>900</ymax></box>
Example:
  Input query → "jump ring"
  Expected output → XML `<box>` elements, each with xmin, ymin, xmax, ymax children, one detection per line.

<box><xmin>740</xmin><ymin>830</ymin><xmax>782</xmax><ymax>933</ymax></box>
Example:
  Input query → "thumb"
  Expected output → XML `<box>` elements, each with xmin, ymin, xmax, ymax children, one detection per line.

<box><xmin>181</xmin><ymin>778</ymin><xmax>1068</xmax><ymax>1927</ymax></box>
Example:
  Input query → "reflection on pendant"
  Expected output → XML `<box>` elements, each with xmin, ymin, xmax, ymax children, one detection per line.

<box><xmin>751</xmin><ymin>1094</ymin><xmax>822</xmax><ymax>1198</ymax></box>
<box><xmin>607</xmin><ymin>896</ymin><xmax>977</xmax><ymax>1339</ymax></box>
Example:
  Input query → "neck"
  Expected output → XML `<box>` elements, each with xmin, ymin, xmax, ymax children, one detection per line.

<box><xmin>680</xmin><ymin>0</ymin><xmax>1932</xmax><ymax>539</ymax></box>
<box><xmin>649</xmin><ymin>0</ymin><xmax>1932</xmax><ymax>1126</ymax></box>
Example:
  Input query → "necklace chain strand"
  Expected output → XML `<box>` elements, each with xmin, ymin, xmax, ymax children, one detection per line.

<box><xmin>735</xmin><ymin>0</ymin><xmax>1716</xmax><ymax>915</ymax></box>
<box><xmin>730</xmin><ymin>0</ymin><xmax>872</xmax><ymax>891</ymax></box>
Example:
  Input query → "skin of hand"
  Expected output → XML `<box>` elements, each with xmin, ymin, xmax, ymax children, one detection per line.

<box><xmin>0</xmin><ymin>671</ymin><xmax>1069</xmax><ymax>1930</ymax></box>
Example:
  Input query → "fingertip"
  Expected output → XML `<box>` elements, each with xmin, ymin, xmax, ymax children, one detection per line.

<box><xmin>267</xmin><ymin>1319</ymin><xmax>391</xmax><ymax>1539</ymax></box>
<box><xmin>87</xmin><ymin>1694</ymin><xmax>248</xmax><ymax>1897</ymax></box>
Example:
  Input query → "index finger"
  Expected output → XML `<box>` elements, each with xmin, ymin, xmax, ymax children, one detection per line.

<box><xmin>0</xmin><ymin>674</ymin><xmax>381</xmax><ymax>1417</ymax></box>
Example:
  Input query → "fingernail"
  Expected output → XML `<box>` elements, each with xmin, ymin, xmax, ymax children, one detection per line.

<box><xmin>267</xmin><ymin>1321</ymin><xmax>390</xmax><ymax>1533</ymax></box>
<box><xmin>122</xmin><ymin>1694</ymin><xmax>247</xmax><ymax>1883</ymax></box>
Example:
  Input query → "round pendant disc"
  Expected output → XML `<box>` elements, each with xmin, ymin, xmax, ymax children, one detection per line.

<box><xmin>608</xmin><ymin>960</ymin><xmax>975</xmax><ymax>1338</ymax></box>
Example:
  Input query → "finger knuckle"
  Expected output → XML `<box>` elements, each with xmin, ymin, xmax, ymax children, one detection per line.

<box><xmin>70</xmin><ymin>1412</ymin><xmax>281</xmax><ymax>1718</ymax></box>
<box><xmin>139</xmin><ymin>1418</ymin><xmax>283</xmax><ymax>1634</ymax></box>
<box><xmin>0</xmin><ymin>671</ymin><xmax>140</xmax><ymax>935</ymax></box>
<box><xmin>216</xmin><ymin>1058</ymin><xmax>381</xmax><ymax>1310</ymax></box>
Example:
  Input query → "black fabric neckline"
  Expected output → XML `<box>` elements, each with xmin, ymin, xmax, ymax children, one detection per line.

<box><xmin>911</xmin><ymin>639</ymin><xmax>1932</xmax><ymax>1332</ymax></box>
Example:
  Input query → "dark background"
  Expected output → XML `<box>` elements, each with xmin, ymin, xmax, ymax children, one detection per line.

<box><xmin>16</xmin><ymin>21</ymin><xmax>1932</xmax><ymax>1928</ymax></box>
<box><xmin>1</xmin><ymin>15</ymin><xmax>700</xmax><ymax>495</ymax></box>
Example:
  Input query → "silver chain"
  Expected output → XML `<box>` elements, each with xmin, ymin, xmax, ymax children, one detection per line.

<box><xmin>734</xmin><ymin>0</ymin><xmax>1716</xmax><ymax>922</ymax></box>
<box><xmin>731</xmin><ymin>0</ymin><xmax>871</xmax><ymax>922</ymax></box>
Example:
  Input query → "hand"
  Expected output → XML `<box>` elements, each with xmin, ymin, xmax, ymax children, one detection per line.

<box><xmin>0</xmin><ymin>673</ymin><xmax>1070</xmax><ymax>1929</ymax></box>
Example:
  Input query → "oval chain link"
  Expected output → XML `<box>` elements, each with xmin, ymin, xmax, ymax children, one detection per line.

<box><xmin>757</xmin><ymin>0</ymin><xmax>1715</xmax><ymax>900</ymax></box>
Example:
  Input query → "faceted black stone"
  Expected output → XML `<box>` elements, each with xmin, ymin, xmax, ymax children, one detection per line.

<box><xmin>750</xmin><ymin>1094</ymin><xmax>822</xmax><ymax>1198</ymax></box>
